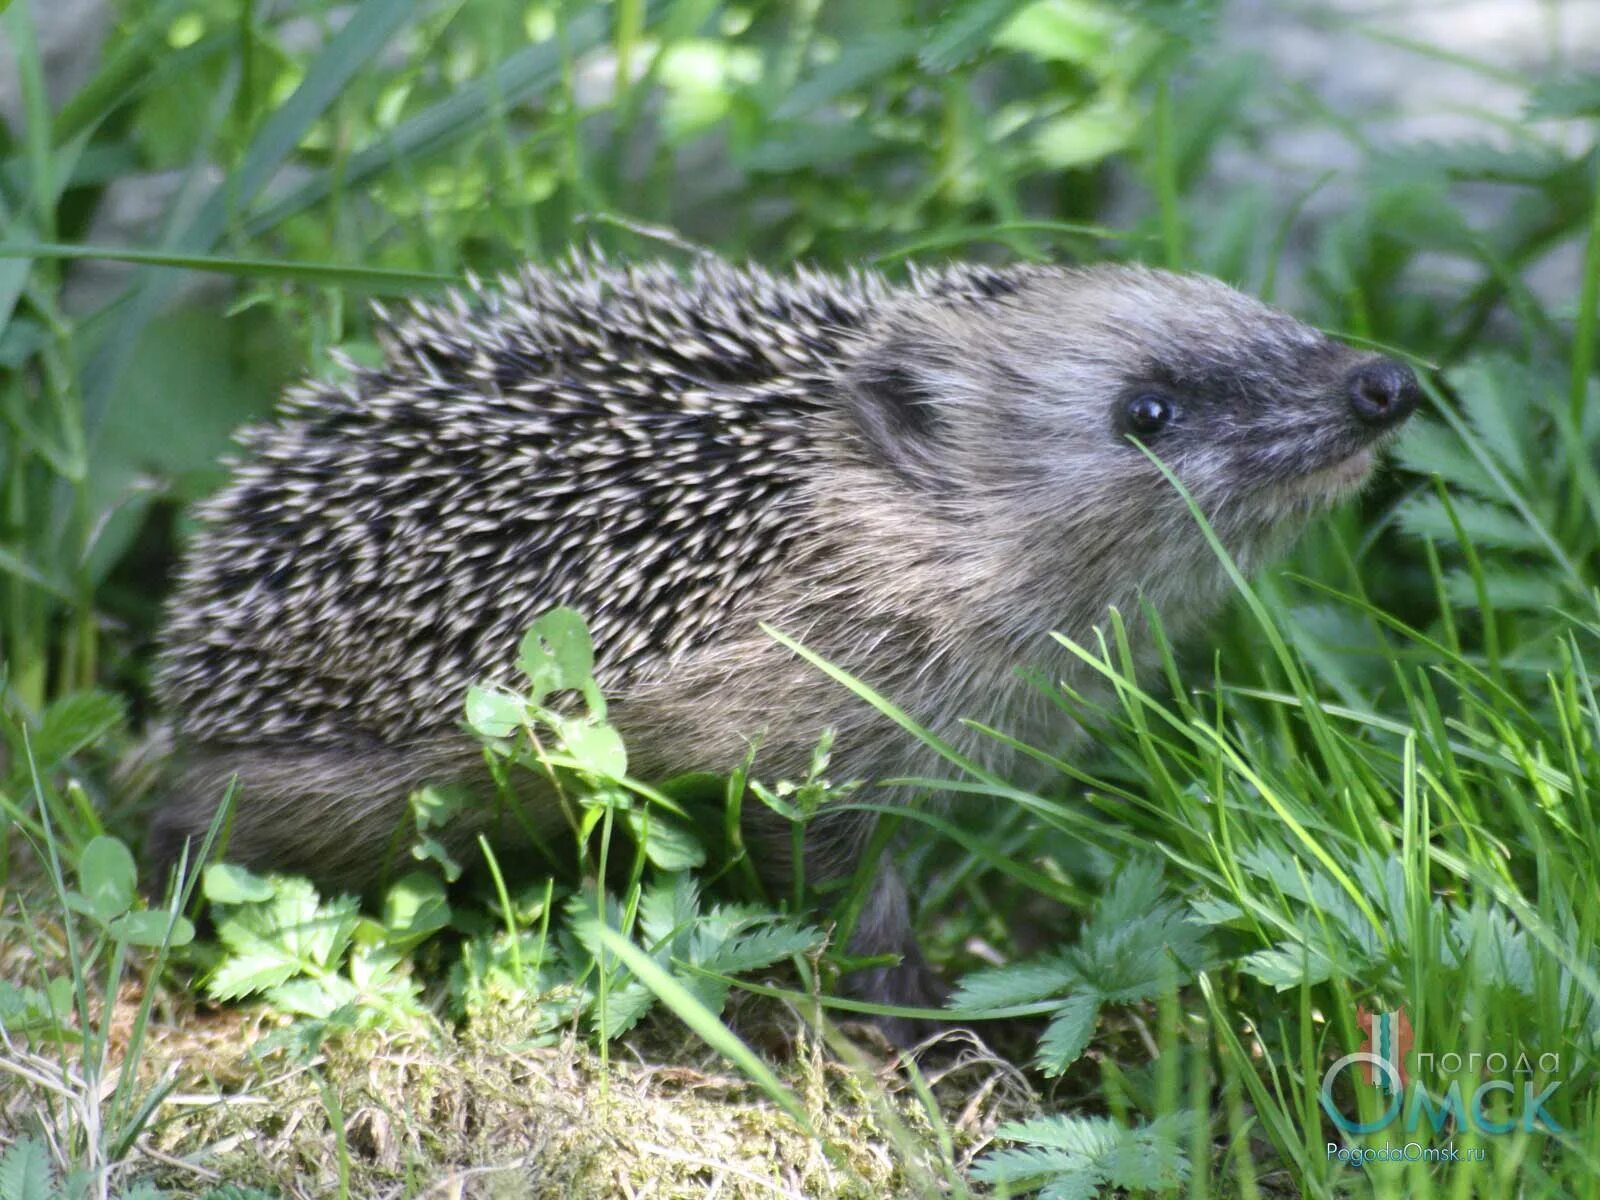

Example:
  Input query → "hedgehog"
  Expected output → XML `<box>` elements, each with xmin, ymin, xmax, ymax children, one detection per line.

<box><xmin>151</xmin><ymin>251</ymin><xmax>1419</xmax><ymax>1011</ymax></box>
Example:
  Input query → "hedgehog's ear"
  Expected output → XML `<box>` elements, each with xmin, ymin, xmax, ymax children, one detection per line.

<box><xmin>843</xmin><ymin>338</ymin><xmax>956</xmax><ymax>490</ymax></box>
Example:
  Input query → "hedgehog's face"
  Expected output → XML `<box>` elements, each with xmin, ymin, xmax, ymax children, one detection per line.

<box><xmin>1046</xmin><ymin>268</ymin><xmax>1421</xmax><ymax>547</ymax></box>
<box><xmin>844</xmin><ymin>265</ymin><xmax>1419</xmax><ymax>586</ymax></box>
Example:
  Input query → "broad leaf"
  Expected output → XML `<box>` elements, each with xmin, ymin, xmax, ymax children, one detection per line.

<box><xmin>78</xmin><ymin>835</ymin><xmax>137</xmax><ymax>922</ymax></box>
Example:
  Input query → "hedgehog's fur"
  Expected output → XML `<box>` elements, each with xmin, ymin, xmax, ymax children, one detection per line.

<box><xmin>159</xmin><ymin>259</ymin><xmax>1020</xmax><ymax>744</ymax></box>
<box><xmin>153</xmin><ymin>251</ymin><xmax>1417</xmax><ymax>1013</ymax></box>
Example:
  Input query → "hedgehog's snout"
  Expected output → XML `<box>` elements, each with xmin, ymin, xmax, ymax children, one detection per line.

<box><xmin>1345</xmin><ymin>357</ymin><xmax>1420</xmax><ymax>432</ymax></box>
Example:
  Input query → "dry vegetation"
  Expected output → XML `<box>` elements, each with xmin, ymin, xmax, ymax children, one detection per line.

<box><xmin>2</xmin><ymin>890</ymin><xmax>1038</xmax><ymax>1198</ymax></box>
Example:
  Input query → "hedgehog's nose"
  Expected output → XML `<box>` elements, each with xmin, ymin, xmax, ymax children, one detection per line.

<box><xmin>1347</xmin><ymin>358</ymin><xmax>1420</xmax><ymax>429</ymax></box>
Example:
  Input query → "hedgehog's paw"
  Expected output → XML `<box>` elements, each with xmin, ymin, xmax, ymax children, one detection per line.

<box><xmin>837</xmin><ymin>863</ymin><xmax>950</xmax><ymax>1045</ymax></box>
<box><xmin>844</xmin><ymin>946</ymin><xmax>951</xmax><ymax>1048</ymax></box>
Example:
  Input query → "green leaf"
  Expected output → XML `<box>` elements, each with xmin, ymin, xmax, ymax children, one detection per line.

<box><xmin>32</xmin><ymin>690</ymin><xmax>126</xmax><ymax>769</ymax></box>
<box><xmin>82</xmin><ymin>307</ymin><xmax>301</xmax><ymax>581</ymax></box>
<box><xmin>517</xmin><ymin>607</ymin><xmax>595</xmax><ymax>701</ymax></box>
<box><xmin>1031</xmin><ymin>96</ymin><xmax>1141</xmax><ymax>169</ymax></box>
<box><xmin>1528</xmin><ymin>74</ymin><xmax>1600</xmax><ymax>119</ymax></box>
<box><xmin>0</xmin><ymin>542</ymin><xmax>73</xmax><ymax>601</ymax></box>
<box><xmin>108</xmin><ymin>910</ymin><xmax>195</xmax><ymax>948</ymax></box>
<box><xmin>1393</xmin><ymin>418</ymin><xmax>1499</xmax><ymax>498</ymax></box>
<box><xmin>1035</xmin><ymin>992</ymin><xmax>1101</xmax><ymax>1076</ymax></box>
<box><xmin>245</xmin><ymin>8</ymin><xmax>614</xmax><ymax>236</ymax></box>
<box><xmin>464</xmin><ymin>685</ymin><xmax>524</xmax><ymax>739</ymax></box>
<box><xmin>201</xmin><ymin>0</ymin><xmax>415</xmax><ymax>235</ymax></box>
<box><xmin>1444</xmin><ymin>568</ymin><xmax>1567</xmax><ymax>612</ymax></box>
<box><xmin>350</xmin><ymin>947</ymin><xmax>424</xmax><ymax>1021</ymax></box>
<box><xmin>1376</xmin><ymin>140</ymin><xmax>1564</xmax><ymax>185</ymax></box>
<box><xmin>1237</xmin><ymin>943</ymin><xmax>1344</xmax><ymax>990</ymax></box>
<box><xmin>382</xmin><ymin>872</ymin><xmax>451</xmax><ymax>947</ymax></box>
<box><xmin>672</xmin><ymin>967</ymin><xmax>732</xmax><ymax>1018</ymax></box>
<box><xmin>0</xmin><ymin>980</ymin><xmax>68</xmax><ymax>1035</ymax></box>
<box><xmin>1088</xmin><ymin>858</ymin><xmax>1167</xmax><ymax>932</ymax></box>
<box><xmin>1452</xmin><ymin>357</ymin><xmax>1536</xmax><ymax>482</ymax></box>
<box><xmin>410</xmin><ymin>831</ymin><xmax>464</xmax><ymax>883</ymax></box>
<box><xmin>1187</xmin><ymin>896</ymin><xmax>1243</xmax><ymax>926</ymax></box>
<box><xmin>1004</xmin><ymin>1120</ymin><xmax>1132</xmax><ymax>1164</ymax></box>
<box><xmin>738</xmin><ymin>122</ymin><xmax>886</xmax><ymax>174</ymax></box>
<box><xmin>638</xmin><ymin>873</ymin><xmax>700</xmax><ymax>957</ymax></box>
<box><xmin>1077</xmin><ymin>886</ymin><xmax>1208</xmax><ymax>1000</ymax></box>
<box><xmin>559</xmin><ymin>718</ymin><xmax>628</xmax><ymax>780</ymax></box>
<box><xmin>1105</xmin><ymin>1113</ymin><xmax>1191</xmax><ymax>1189</ymax></box>
<box><xmin>627</xmin><ymin>810</ymin><xmax>706</xmax><ymax>871</ymax></box>
<box><xmin>1452</xmin><ymin>907</ymin><xmax>1537</xmax><ymax>996</ymax></box>
<box><xmin>0</xmin><ymin>1136</ymin><xmax>54</xmax><ymax>1200</ymax></box>
<box><xmin>702</xmin><ymin>923</ymin><xmax>821</xmax><ymax>976</ymax></box>
<box><xmin>208</xmin><ymin>878</ymin><xmax>359</xmax><ymax>1001</ymax></box>
<box><xmin>411</xmin><ymin>783</ymin><xmax>467</xmax><ymax>831</ymax></box>
<box><xmin>207</xmin><ymin>951</ymin><xmax>303</xmax><ymax>1002</ymax></box>
<box><xmin>77</xmin><ymin>835</ymin><xmax>137</xmax><ymax>922</ymax></box>
<box><xmin>950</xmin><ymin>955</ymin><xmax>1082</xmax><ymax>1010</ymax></box>
<box><xmin>590</xmin><ymin>978</ymin><xmax>658</xmax><ymax>1039</ymax></box>
<box><xmin>50</xmin><ymin>0</ymin><xmax>214</xmax><ymax>143</ymax></box>
<box><xmin>749</xmin><ymin>780</ymin><xmax>804</xmax><ymax>822</ymax></box>
<box><xmin>657</xmin><ymin>40</ymin><xmax>761</xmax><ymax>140</ymax></box>
<box><xmin>1396</xmin><ymin>495</ymin><xmax>1544</xmax><ymax>552</ymax></box>
<box><xmin>203</xmin><ymin>862</ymin><xmax>275</xmax><ymax>904</ymax></box>
<box><xmin>977</xmin><ymin>1113</ymin><xmax>1191</xmax><ymax>1198</ymax></box>
<box><xmin>267</xmin><ymin>977</ymin><xmax>359</xmax><ymax>1020</ymax></box>
<box><xmin>47</xmin><ymin>976</ymin><xmax>74</xmax><ymax>1023</ymax></box>
<box><xmin>1236</xmin><ymin>845</ymin><xmax>1379</xmax><ymax>954</ymax></box>
<box><xmin>955</xmin><ymin>859</ymin><xmax>1205</xmax><ymax>1075</ymax></box>
<box><xmin>996</xmin><ymin>0</ymin><xmax>1119</xmax><ymax>68</ymax></box>
<box><xmin>1037</xmin><ymin>1174</ymin><xmax>1102</xmax><ymax>1200</ymax></box>
<box><xmin>972</xmin><ymin>1145</ymin><xmax>1101</xmax><ymax>1192</ymax></box>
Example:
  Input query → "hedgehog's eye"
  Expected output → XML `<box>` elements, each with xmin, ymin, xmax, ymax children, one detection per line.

<box><xmin>1121</xmin><ymin>393</ymin><xmax>1175</xmax><ymax>438</ymax></box>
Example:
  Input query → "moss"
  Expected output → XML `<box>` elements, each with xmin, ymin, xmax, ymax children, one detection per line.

<box><xmin>1</xmin><ymin>893</ymin><xmax>1036</xmax><ymax>1198</ymax></box>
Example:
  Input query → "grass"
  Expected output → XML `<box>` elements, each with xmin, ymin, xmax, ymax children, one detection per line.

<box><xmin>2</xmin><ymin>0</ymin><xmax>1600</xmax><ymax>1196</ymax></box>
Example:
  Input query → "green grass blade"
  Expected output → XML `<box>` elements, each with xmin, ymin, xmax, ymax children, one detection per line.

<box><xmin>0</xmin><ymin>243</ymin><xmax>458</xmax><ymax>290</ymax></box>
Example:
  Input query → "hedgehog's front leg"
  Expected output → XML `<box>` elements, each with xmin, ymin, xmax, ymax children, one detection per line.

<box><xmin>750</xmin><ymin>801</ymin><xmax>948</xmax><ymax>1042</ymax></box>
<box><xmin>841</xmin><ymin>860</ymin><xmax>949</xmax><ymax>1041</ymax></box>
